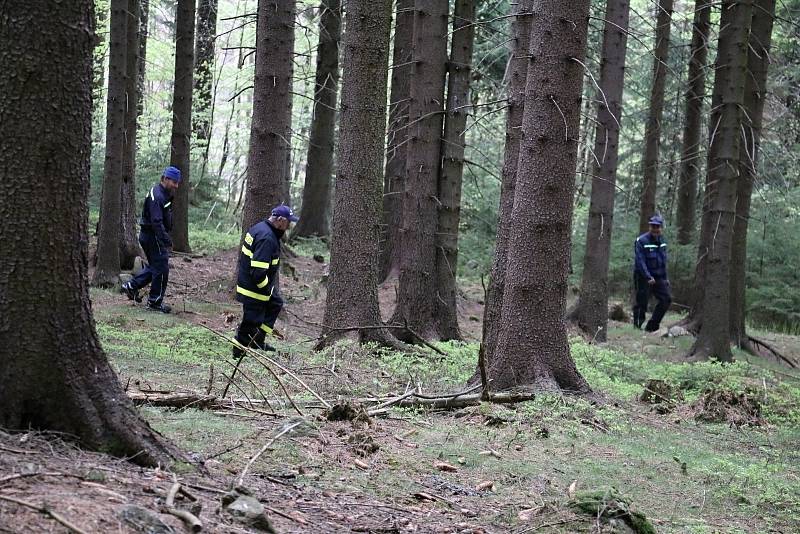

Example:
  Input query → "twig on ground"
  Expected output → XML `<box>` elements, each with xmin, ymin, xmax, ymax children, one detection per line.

<box><xmin>0</xmin><ymin>472</ymin><xmax>73</xmax><ymax>484</ymax></box>
<box><xmin>0</xmin><ymin>445</ymin><xmax>37</xmax><ymax>455</ymax></box>
<box><xmin>0</xmin><ymin>494</ymin><xmax>89</xmax><ymax>534</ymax></box>
<box><xmin>163</xmin><ymin>482</ymin><xmax>203</xmax><ymax>532</ymax></box>
<box><xmin>238</xmin><ymin>420</ymin><xmax>305</xmax><ymax>486</ymax></box>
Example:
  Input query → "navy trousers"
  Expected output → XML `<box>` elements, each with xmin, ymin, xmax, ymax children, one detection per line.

<box><xmin>236</xmin><ymin>290</ymin><xmax>284</xmax><ymax>349</ymax></box>
<box><xmin>129</xmin><ymin>233</ymin><xmax>170</xmax><ymax>306</ymax></box>
<box><xmin>633</xmin><ymin>274</ymin><xmax>671</xmax><ymax>331</ymax></box>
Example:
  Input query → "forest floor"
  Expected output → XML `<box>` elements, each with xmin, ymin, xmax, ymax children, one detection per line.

<box><xmin>2</xmin><ymin>244</ymin><xmax>800</xmax><ymax>534</ymax></box>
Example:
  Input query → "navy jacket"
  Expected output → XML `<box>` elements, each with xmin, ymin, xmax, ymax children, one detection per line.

<box><xmin>139</xmin><ymin>183</ymin><xmax>173</xmax><ymax>248</ymax></box>
<box><xmin>634</xmin><ymin>232</ymin><xmax>668</xmax><ymax>280</ymax></box>
<box><xmin>236</xmin><ymin>220</ymin><xmax>282</xmax><ymax>304</ymax></box>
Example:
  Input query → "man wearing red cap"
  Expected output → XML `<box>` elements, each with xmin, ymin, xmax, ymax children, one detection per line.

<box><xmin>122</xmin><ymin>166</ymin><xmax>181</xmax><ymax>313</ymax></box>
<box><xmin>232</xmin><ymin>205</ymin><xmax>299</xmax><ymax>356</ymax></box>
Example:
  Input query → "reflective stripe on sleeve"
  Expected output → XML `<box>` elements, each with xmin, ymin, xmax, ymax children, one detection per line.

<box><xmin>244</xmin><ymin>233</ymin><xmax>254</xmax><ymax>245</ymax></box>
<box><xmin>236</xmin><ymin>286</ymin><xmax>270</xmax><ymax>301</ymax></box>
<box><xmin>660</xmin><ymin>243</ymin><xmax>667</xmax><ymax>247</ymax></box>
<box><xmin>643</xmin><ymin>244</ymin><xmax>658</xmax><ymax>249</ymax></box>
<box><xmin>251</xmin><ymin>260</ymin><xmax>269</xmax><ymax>269</ymax></box>
<box><xmin>241</xmin><ymin>245</ymin><xmax>253</xmax><ymax>257</ymax></box>
<box><xmin>256</xmin><ymin>276</ymin><xmax>269</xmax><ymax>288</ymax></box>
<box><xmin>164</xmin><ymin>202</ymin><xmax>171</xmax><ymax>208</ymax></box>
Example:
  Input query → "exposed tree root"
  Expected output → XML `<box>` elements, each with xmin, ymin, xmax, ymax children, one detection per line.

<box><xmin>744</xmin><ymin>335</ymin><xmax>797</xmax><ymax>368</ymax></box>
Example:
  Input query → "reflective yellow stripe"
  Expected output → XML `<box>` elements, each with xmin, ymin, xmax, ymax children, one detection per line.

<box><xmin>236</xmin><ymin>286</ymin><xmax>270</xmax><ymax>301</ymax></box>
<box><xmin>251</xmin><ymin>260</ymin><xmax>269</xmax><ymax>269</ymax></box>
<box><xmin>256</xmin><ymin>275</ymin><xmax>269</xmax><ymax>288</ymax></box>
<box><xmin>260</xmin><ymin>324</ymin><xmax>273</xmax><ymax>335</ymax></box>
<box><xmin>244</xmin><ymin>233</ymin><xmax>254</xmax><ymax>245</ymax></box>
<box><xmin>271</xmin><ymin>258</ymin><xmax>280</xmax><ymax>265</ymax></box>
<box><xmin>241</xmin><ymin>245</ymin><xmax>253</xmax><ymax>257</ymax></box>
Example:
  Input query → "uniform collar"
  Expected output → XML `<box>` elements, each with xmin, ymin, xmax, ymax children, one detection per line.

<box><xmin>157</xmin><ymin>182</ymin><xmax>173</xmax><ymax>199</ymax></box>
<box><xmin>267</xmin><ymin>220</ymin><xmax>285</xmax><ymax>239</ymax></box>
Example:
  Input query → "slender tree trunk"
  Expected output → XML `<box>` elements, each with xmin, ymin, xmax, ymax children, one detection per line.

<box><xmin>435</xmin><ymin>0</ymin><xmax>475</xmax><ymax>341</ymax></box>
<box><xmin>379</xmin><ymin>0</ymin><xmax>414</xmax><ymax>282</ymax></box>
<box><xmin>193</xmin><ymin>0</ymin><xmax>219</xmax><ymax>157</ymax></box>
<box><xmin>0</xmin><ymin>0</ymin><xmax>181</xmax><ymax>467</ymax></box>
<box><xmin>730</xmin><ymin>0</ymin><xmax>776</xmax><ymax>347</ymax></box>
<box><xmin>294</xmin><ymin>0</ymin><xmax>342</xmax><ymax>238</ymax></box>
<box><xmin>569</xmin><ymin>0</ymin><xmax>631</xmax><ymax>342</ymax></box>
<box><xmin>241</xmin><ymin>0</ymin><xmax>295</xmax><ymax>236</ymax></box>
<box><xmin>481</xmin><ymin>0</ymin><xmax>534</xmax><ymax>364</ymax></box>
<box><xmin>487</xmin><ymin>0</ymin><xmax>592</xmax><ymax>393</ymax></box>
<box><xmin>675</xmin><ymin>0</ymin><xmax>711</xmax><ymax>245</ymax></box>
<box><xmin>137</xmin><ymin>0</ymin><xmax>149</xmax><ymax>119</ymax></box>
<box><xmin>689</xmin><ymin>0</ymin><xmax>753</xmax><ymax>362</ymax></box>
<box><xmin>120</xmin><ymin>0</ymin><xmax>141</xmax><ymax>270</ymax></box>
<box><xmin>169</xmin><ymin>0</ymin><xmax>196</xmax><ymax>253</ymax></box>
<box><xmin>317</xmin><ymin>0</ymin><xmax>398</xmax><ymax>348</ymax></box>
<box><xmin>392</xmin><ymin>0</ymin><xmax>449</xmax><ymax>341</ymax></box>
<box><xmin>638</xmin><ymin>0</ymin><xmax>674</xmax><ymax>233</ymax></box>
<box><xmin>93</xmin><ymin>0</ymin><xmax>128</xmax><ymax>287</ymax></box>
<box><xmin>93</xmin><ymin>0</ymin><xmax>110</xmax><ymax>112</ymax></box>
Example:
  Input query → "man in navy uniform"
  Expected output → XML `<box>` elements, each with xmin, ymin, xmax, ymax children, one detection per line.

<box><xmin>122</xmin><ymin>166</ymin><xmax>181</xmax><ymax>313</ymax></box>
<box><xmin>633</xmin><ymin>214</ymin><xmax>672</xmax><ymax>332</ymax></box>
<box><xmin>232</xmin><ymin>205</ymin><xmax>299</xmax><ymax>357</ymax></box>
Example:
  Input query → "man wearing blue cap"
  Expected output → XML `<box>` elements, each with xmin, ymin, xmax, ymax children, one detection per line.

<box><xmin>122</xmin><ymin>166</ymin><xmax>182</xmax><ymax>313</ymax></box>
<box><xmin>633</xmin><ymin>214</ymin><xmax>672</xmax><ymax>331</ymax></box>
<box><xmin>232</xmin><ymin>204</ymin><xmax>299</xmax><ymax>357</ymax></box>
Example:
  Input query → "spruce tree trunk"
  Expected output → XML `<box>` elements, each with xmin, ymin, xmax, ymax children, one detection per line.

<box><xmin>638</xmin><ymin>0</ymin><xmax>674</xmax><ymax>233</ymax></box>
<box><xmin>317</xmin><ymin>0</ymin><xmax>398</xmax><ymax>348</ymax></box>
<box><xmin>93</xmin><ymin>0</ymin><xmax>128</xmax><ymax>287</ymax></box>
<box><xmin>137</xmin><ymin>0</ymin><xmax>149</xmax><ymax>119</ymax></box>
<box><xmin>121</xmin><ymin>0</ymin><xmax>142</xmax><ymax>270</ymax></box>
<box><xmin>481</xmin><ymin>0</ymin><xmax>534</xmax><ymax>364</ymax></box>
<box><xmin>379</xmin><ymin>0</ymin><xmax>414</xmax><ymax>282</ymax></box>
<box><xmin>193</xmin><ymin>0</ymin><xmax>218</xmax><ymax>151</ymax></box>
<box><xmin>169</xmin><ymin>0</ymin><xmax>196</xmax><ymax>253</ymax></box>
<box><xmin>393</xmin><ymin>0</ymin><xmax>449</xmax><ymax>341</ymax></box>
<box><xmin>93</xmin><ymin>0</ymin><xmax>110</xmax><ymax>110</ymax></box>
<box><xmin>435</xmin><ymin>0</ymin><xmax>476</xmax><ymax>341</ymax></box>
<box><xmin>0</xmin><ymin>0</ymin><xmax>181</xmax><ymax>467</ymax></box>
<box><xmin>730</xmin><ymin>0</ymin><xmax>776</xmax><ymax>347</ymax></box>
<box><xmin>675</xmin><ymin>0</ymin><xmax>710</xmax><ymax>245</ymax></box>
<box><xmin>241</xmin><ymin>0</ymin><xmax>295</xmax><ymax>235</ymax></box>
<box><xmin>294</xmin><ymin>0</ymin><xmax>342</xmax><ymax>238</ymax></box>
<box><xmin>689</xmin><ymin>0</ymin><xmax>753</xmax><ymax>362</ymax></box>
<box><xmin>487</xmin><ymin>0</ymin><xmax>591</xmax><ymax>393</ymax></box>
<box><xmin>570</xmin><ymin>0</ymin><xmax>631</xmax><ymax>342</ymax></box>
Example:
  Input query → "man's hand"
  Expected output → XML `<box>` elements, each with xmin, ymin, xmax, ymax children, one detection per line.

<box><xmin>648</xmin><ymin>277</ymin><xmax>656</xmax><ymax>286</ymax></box>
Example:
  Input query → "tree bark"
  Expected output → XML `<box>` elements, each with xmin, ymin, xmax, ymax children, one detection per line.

<box><xmin>193</xmin><ymin>0</ymin><xmax>218</xmax><ymax>152</ymax></box>
<box><xmin>487</xmin><ymin>0</ymin><xmax>592</xmax><ymax>393</ymax></box>
<box><xmin>121</xmin><ymin>0</ymin><xmax>142</xmax><ymax>270</ymax></box>
<box><xmin>379</xmin><ymin>0</ymin><xmax>414</xmax><ymax>282</ymax></box>
<box><xmin>675</xmin><ymin>0</ymin><xmax>711</xmax><ymax>245</ymax></box>
<box><xmin>638</xmin><ymin>0</ymin><xmax>674</xmax><ymax>233</ymax></box>
<box><xmin>241</xmin><ymin>0</ymin><xmax>295</xmax><ymax>236</ymax></box>
<box><xmin>689</xmin><ymin>0</ymin><xmax>753</xmax><ymax>362</ymax></box>
<box><xmin>93</xmin><ymin>0</ymin><xmax>128</xmax><ymax>287</ymax></box>
<box><xmin>730</xmin><ymin>0</ymin><xmax>776</xmax><ymax>347</ymax></box>
<box><xmin>316</xmin><ymin>0</ymin><xmax>398</xmax><ymax>348</ymax></box>
<box><xmin>93</xmin><ymin>0</ymin><xmax>110</xmax><ymax>110</ymax></box>
<box><xmin>294</xmin><ymin>0</ymin><xmax>342</xmax><ymax>238</ymax></box>
<box><xmin>137</xmin><ymin>0</ymin><xmax>149</xmax><ymax>119</ymax></box>
<box><xmin>392</xmin><ymin>0</ymin><xmax>449</xmax><ymax>341</ymax></box>
<box><xmin>0</xmin><ymin>0</ymin><xmax>181</xmax><ymax>467</ymax></box>
<box><xmin>569</xmin><ymin>0</ymin><xmax>631</xmax><ymax>342</ymax></box>
<box><xmin>169</xmin><ymin>0</ymin><xmax>196</xmax><ymax>253</ymax></box>
<box><xmin>435</xmin><ymin>0</ymin><xmax>476</xmax><ymax>341</ymax></box>
<box><xmin>481</xmin><ymin>0</ymin><xmax>534</xmax><ymax>364</ymax></box>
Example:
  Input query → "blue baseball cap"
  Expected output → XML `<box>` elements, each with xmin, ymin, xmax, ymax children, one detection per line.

<box><xmin>648</xmin><ymin>214</ymin><xmax>664</xmax><ymax>226</ymax></box>
<box><xmin>271</xmin><ymin>204</ymin><xmax>299</xmax><ymax>222</ymax></box>
<box><xmin>163</xmin><ymin>166</ymin><xmax>182</xmax><ymax>182</ymax></box>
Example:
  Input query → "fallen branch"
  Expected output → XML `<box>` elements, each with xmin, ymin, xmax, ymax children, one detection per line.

<box><xmin>747</xmin><ymin>335</ymin><xmax>797</xmax><ymax>368</ymax></box>
<box><xmin>0</xmin><ymin>494</ymin><xmax>89</xmax><ymax>534</ymax></box>
<box><xmin>163</xmin><ymin>482</ymin><xmax>203</xmax><ymax>532</ymax></box>
<box><xmin>238</xmin><ymin>420</ymin><xmax>305</xmax><ymax>486</ymax></box>
<box><xmin>128</xmin><ymin>391</ymin><xmax>222</xmax><ymax>409</ymax></box>
<box><xmin>374</xmin><ymin>391</ymin><xmax>534</xmax><ymax>411</ymax></box>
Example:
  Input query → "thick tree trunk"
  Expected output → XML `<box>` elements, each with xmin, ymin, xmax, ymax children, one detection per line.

<box><xmin>379</xmin><ymin>0</ymin><xmax>414</xmax><ymax>282</ymax></box>
<box><xmin>241</xmin><ymin>0</ymin><xmax>295</xmax><ymax>236</ymax></box>
<box><xmin>294</xmin><ymin>0</ymin><xmax>342</xmax><ymax>238</ymax></box>
<box><xmin>193</xmin><ymin>0</ymin><xmax>218</xmax><ymax>157</ymax></box>
<box><xmin>392</xmin><ymin>0</ymin><xmax>449</xmax><ymax>341</ymax></box>
<box><xmin>481</xmin><ymin>0</ymin><xmax>534</xmax><ymax>364</ymax></box>
<box><xmin>730</xmin><ymin>0</ymin><xmax>776</xmax><ymax>347</ymax></box>
<box><xmin>0</xmin><ymin>0</ymin><xmax>181</xmax><ymax>467</ymax></box>
<box><xmin>93</xmin><ymin>0</ymin><xmax>128</xmax><ymax>287</ymax></box>
<box><xmin>487</xmin><ymin>0</ymin><xmax>592</xmax><ymax>393</ymax></box>
<box><xmin>689</xmin><ymin>0</ymin><xmax>753</xmax><ymax>362</ymax></box>
<box><xmin>169</xmin><ymin>0</ymin><xmax>196</xmax><ymax>253</ymax></box>
<box><xmin>316</xmin><ymin>0</ymin><xmax>398</xmax><ymax>348</ymax></box>
<box><xmin>638</xmin><ymin>0</ymin><xmax>674</xmax><ymax>233</ymax></box>
<box><xmin>121</xmin><ymin>0</ymin><xmax>142</xmax><ymax>270</ymax></box>
<box><xmin>675</xmin><ymin>0</ymin><xmax>711</xmax><ymax>245</ymax></box>
<box><xmin>569</xmin><ymin>0</ymin><xmax>631</xmax><ymax>342</ymax></box>
<box><xmin>435</xmin><ymin>0</ymin><xmax>476</xmax><ymax>341</ymax></box>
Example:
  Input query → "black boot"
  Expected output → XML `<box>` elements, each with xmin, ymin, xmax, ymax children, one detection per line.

<box><xmin>146</xmin><ymin>302</ymin><xmax>172</xmax><ymax>314</ymax></box>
